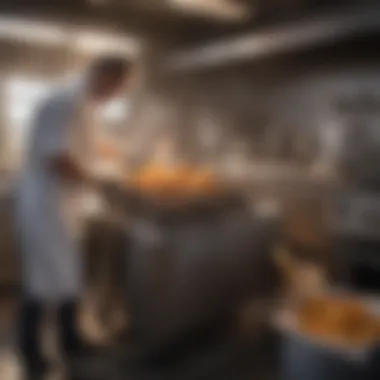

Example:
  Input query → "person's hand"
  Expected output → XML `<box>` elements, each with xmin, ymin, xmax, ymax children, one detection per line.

<box><xmin>52</xmin><ymin>155</ymin><xmax>84</xmax><ymax>182</ymax></box>
<box><xmin>96</xmin><ymin>140</ymin><xmax>120</xmax><ymax>160</ymax></box>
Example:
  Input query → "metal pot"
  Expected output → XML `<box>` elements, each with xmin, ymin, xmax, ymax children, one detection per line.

<box><xmin>125</xmin><ymin>199</ymin><xmax>279</xmax><ymax>355</ymax></box>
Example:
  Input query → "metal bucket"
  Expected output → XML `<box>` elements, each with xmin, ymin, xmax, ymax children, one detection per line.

<box><xmin>281</xmin><ymin>331</ymin><xmax>371</xmax><ymax>380</ymax></box>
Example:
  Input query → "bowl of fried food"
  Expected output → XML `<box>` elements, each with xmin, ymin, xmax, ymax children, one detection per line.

<box><xmin>279</xmin><ymin>294</ymin><xmax>380</xmax><ymax>380</ymax></box>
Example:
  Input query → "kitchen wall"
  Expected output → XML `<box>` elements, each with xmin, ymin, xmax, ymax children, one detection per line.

<box><xmin>129</xmin><ymin>56</ymin><xmax>320</xmax><ymax>169</ymax></box>
<box><xmin>131</xmin><ymin>37</ymin><xmax>380</xmax><ymax>177</ymax></box>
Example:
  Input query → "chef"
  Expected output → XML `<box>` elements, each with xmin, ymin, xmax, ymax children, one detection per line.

<box><xmin>14</xmin><ymin>56</ymin><xmax>132</xmax><ymax>379</ymax></box>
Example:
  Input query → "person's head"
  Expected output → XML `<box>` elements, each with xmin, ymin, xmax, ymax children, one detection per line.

<box><xmin>87</xmin><ymin>56</ymin><xmax>132</xmax><ymax>102</ymax></box>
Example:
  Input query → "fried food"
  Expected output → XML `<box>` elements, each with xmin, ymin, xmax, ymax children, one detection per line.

<box><xmin>128</xmin><ymin>163</ymin><xmax>219</xmax><ymax>198</ymax></box>
<box><xmin>298</xmin><ymin>296</ymin><xmax>380</xmax><ymax>347</ymax></box>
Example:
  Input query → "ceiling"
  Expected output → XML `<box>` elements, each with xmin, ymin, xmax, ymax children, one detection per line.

<box><xmin>0</xmin><ymin>0</ymin><xmax>373</xmax><ymax>47</ymax></box>
<box><xmin>0</xmin><ymin>0</ymin><xmax>240</xmax><ymax>44</ymax></box>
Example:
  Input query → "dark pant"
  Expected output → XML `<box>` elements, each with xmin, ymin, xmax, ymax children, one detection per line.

<box><xmin>18</xmin><ymin>298</ymin><xmax>84</xmax><ymax>374</ymax></box>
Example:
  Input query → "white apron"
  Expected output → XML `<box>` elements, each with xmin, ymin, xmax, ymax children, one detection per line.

<box><xmin>14</xmin><ymin>78</ymin><xmax>94</xmax><ymax>301</ymax></box>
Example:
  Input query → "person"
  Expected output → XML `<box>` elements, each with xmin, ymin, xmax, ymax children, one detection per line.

<box><xmin>13</xmin><ymin>56</ymin><xmax>132</xmax><ymax>379</ymax></box>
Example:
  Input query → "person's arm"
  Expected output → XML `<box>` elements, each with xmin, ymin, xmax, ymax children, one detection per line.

<box><xmin>38</xmin><ymin>97</ymin><xmax>89</xmax><ymax>183</ymax></box>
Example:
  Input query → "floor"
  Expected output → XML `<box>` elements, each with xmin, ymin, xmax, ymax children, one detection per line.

<box><xmin>0</xmin><ymin>294</ymin><xmax>280</xmax><ymax>380</ymax></box>
<box><xmin>0</xmin><ymin>295</ymin><xmax>21</xmax><ymax>380</ymax></box>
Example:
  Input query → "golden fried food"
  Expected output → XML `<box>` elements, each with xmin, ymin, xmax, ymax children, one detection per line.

<box><xmin>128</xmin><ymin>163</ymin><xmax>219</xmax><ymax>198</ymax></box>
<box><xmin>297</xmin><ymin>296</ymin><xmax>380</xmax><ymax>347</ymax></box>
